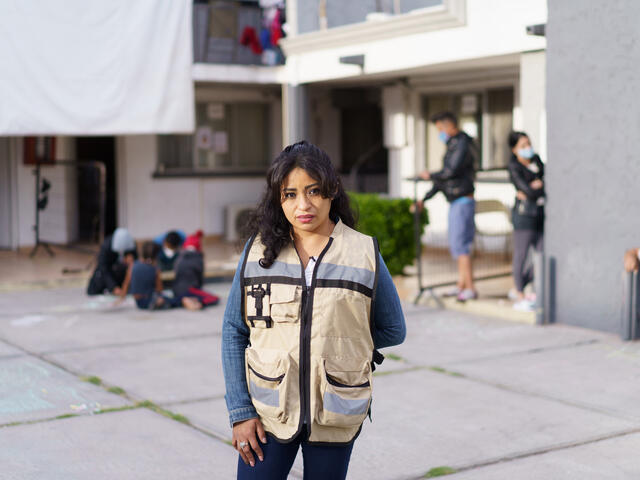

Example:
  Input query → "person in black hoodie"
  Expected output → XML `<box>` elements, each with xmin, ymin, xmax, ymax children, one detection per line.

<box><xmin>87</xmin><ymin>228</ymin><xmax>138</xmax><ymax>296</ymax></box>
<box><xmin>172</xmin><ymin>230</ymin><xmax>219</xmax><ymax>310</ymax></box>
<box><xmin>507</xmin><ymin>131</ymin><xmax>545</xmax><ymax>311</ymax></box>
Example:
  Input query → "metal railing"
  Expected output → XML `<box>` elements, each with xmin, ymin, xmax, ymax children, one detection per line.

<box><xmin>193</xmin><ymin>1</ymin><xmax>285</xmax><ymax>66</ymax></box>
<box><xmin>410</xmin><ymin>178</ymin><xmax>513</xmax><ymax>305</ymax></box>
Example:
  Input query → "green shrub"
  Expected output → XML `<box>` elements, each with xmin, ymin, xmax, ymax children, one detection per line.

<box><xmin>349</xmin><ymin>193</ymin><xmax>428</xmax><ymax>276</ymax></box>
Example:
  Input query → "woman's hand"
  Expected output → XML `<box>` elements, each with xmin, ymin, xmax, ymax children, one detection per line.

<box><xmin>530</xmin><ymin>179</ymin><xmax>543</xmax><ymax>190</ymax></box>
<box><xmin>232</xmin><ymin>417</ymin><xmax>267</xmax><ymax>467</ymax></box>
<box><xmin>409</xmin><ymin>201</ymin><xmax>424</xmax><ymax>214</ymax></box>
<box><xmin>624</xmin><ymin>248</ymin><xmax>640</xmax><ymax>273</ymax></box>
<box><xmin>516</xmin><ymin>191</ymin><xmax>527</xmax><ymax>201</ymax></box>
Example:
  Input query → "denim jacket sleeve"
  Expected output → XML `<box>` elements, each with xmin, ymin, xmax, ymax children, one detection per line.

<box><xmin>221</xmin><ymin>242</ymin><xmax>258</xmax><ymax>427</ymax></box>
<box><xmin>372</xmin><ymin>252</ymin><xmax>407</xmax><ymax>349</ymax></box>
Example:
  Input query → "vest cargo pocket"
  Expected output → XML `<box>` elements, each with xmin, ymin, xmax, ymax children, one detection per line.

<box><xmin>246</xmin><ymin>348</ymin><xmax>289</xmax><ymax>423</ymax></box>
<box><xmin>269</xmin><ymin>283</ymin><xmax>301</xmax><ymax>323</ymax></box>
<box><xmin>316</xmin><ymin>359</ymin><xmax>372</xmax><ymax>427</ymax></box>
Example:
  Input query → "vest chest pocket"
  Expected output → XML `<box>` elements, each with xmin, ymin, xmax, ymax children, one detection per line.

<box><xmin>245</xmin><ymin>348</ymin><xmax>290</xmax><ymax>423</ymax></box>
<box><xmin>316</xmin><ymin>359</ymin><xmax>372</xmax><ymax>427</ymax></box>
<box><xmin>269</xmin><ymin>283</ymin><xmax>301</xmax><ymax>323</ymax></box>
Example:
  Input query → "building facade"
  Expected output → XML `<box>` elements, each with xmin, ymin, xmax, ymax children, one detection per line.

<box><xmin>0</xmin><ymin>0</ymin><xmax>547</xmax><ymax>250</ymax></box>
<box><xmin>545</xmin><ymin>0</ymin><xmax>640</xmax><ymax>334</ymax></box>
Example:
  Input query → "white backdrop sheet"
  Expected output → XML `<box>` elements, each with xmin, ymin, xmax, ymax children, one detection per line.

<box><xmin>0</xmin><ymin>0</ymin><xmax>194</xmax><ymax>135</ymax></box>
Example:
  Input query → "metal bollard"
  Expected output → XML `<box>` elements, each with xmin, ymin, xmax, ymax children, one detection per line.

<box><xmin>533</xmin><ymin>251</ymin><xmax>545</xmax><ymax>325</ymax></box>
<box><xmin>621</xmin><ymin>271</ymin><xmax>639</xmax><ymax>341</ymax></box>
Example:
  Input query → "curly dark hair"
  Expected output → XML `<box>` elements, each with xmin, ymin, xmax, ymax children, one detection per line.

<box><xmin>244</xmin><ymin>140</ymin><xmax>355</xmax><ymax>268</ymax></box>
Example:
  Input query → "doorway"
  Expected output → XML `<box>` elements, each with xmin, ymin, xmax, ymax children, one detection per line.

<box><xmin>332</xmin><ymin>88</ymin><xmax>388</xmax><ymax>193</ymax></box>
<box><xmin>75</xmin><ymin>137</ymin><xmax>116</xmax><ymax>242</ymax></box>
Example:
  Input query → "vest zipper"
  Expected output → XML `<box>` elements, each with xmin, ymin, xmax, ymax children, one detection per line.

<box><xmin>297</xmin><ymin>238</ymin><xmax>334</xmax><ymax>436</ymax></box>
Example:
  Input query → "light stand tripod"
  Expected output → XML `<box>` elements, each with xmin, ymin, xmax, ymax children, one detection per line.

<box><xmin>29</xmin><ymin>161</ymin><xmax>54</xmax><ymax>258</ymax></box>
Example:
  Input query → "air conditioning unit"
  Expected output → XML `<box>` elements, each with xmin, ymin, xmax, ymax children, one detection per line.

<box><xmin>225</xmin><ymin>203</ymin><xmax>256</xmax><ymax>242</ymax></box>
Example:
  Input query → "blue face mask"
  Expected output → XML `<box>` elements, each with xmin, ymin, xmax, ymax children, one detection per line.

<box><xmin>438</xmin><ymin>131</ymin><xmax>450</xmax><ymax>143</ymax></box>
<box><xmin>517</xmin><ymin>147</ymin><xmax>534</xmax><ymax>159</ymax></box>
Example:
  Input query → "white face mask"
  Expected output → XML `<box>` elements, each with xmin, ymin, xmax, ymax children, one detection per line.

<box><xmin>162</xmin><ymin>247</ymin><xmax>175</xmax><ymax>259</ymax></box>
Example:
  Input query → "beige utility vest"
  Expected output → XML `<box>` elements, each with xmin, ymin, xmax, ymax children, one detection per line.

<box><xmin>241</xmin><ymin>219</ymin><xmax>379</xmax><ymax>444</ymax></box>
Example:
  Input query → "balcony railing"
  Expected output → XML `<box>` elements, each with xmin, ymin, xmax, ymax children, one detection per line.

<box><xmin>193</xmin><ymin>0</ymin><xmax>285</xmax><ymax>66</ymax></box>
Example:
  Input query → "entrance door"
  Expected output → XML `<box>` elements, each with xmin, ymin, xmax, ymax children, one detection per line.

<box><xmin>333</xmin><ymin>88</ymin><xmax>388</xmax><ymax>193</ymax></box>
<box><xmin>0</xmin><ymin>138</ymin><xmax>13</xmax><ymax>249</ymax></box>
<box><xmin>75</xmin><ymin>137</ymin><xmax>116</xmax><ymax>242</ymax></box>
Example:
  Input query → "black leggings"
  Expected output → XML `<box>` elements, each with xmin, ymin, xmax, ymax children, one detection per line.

<box><xmin>512</xmin><ymin>229</ymin><xmax>543</xmax><ymax>292</ymax></box>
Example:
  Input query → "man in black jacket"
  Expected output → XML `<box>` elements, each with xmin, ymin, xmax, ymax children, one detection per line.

<box><xmin>418</xmin><ymin>111</ymin><xmax>478</xmax><ymax>301</ymax></box>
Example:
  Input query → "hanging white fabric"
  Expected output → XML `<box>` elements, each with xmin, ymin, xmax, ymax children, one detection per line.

<box><xmin>0</xmin><ymin>0</ymin><xmax>195</xmax><ymax>135</ymax></box>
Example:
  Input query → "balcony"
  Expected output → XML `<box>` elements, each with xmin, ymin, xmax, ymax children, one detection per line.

<box><xmin>193</xmin><ymin>0</ymin><xmax>286</xmax><ymax>67</ymax></box>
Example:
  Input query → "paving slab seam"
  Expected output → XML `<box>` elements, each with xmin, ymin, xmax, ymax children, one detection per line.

<box><xmin>0</xmin><ymin>353</ymin><xmax>28</xmax><ymax>361</ymax></box>
<box><xmin>454</xmin><ymin>375</ymin><xmax>640</xmax><ymax>423</ymax></box>
<box><xmin>417</xmin><ymin>425</ymin><xmax>640</xmax><ymax>479</ymax></box>
<box><xmin>375</xmin><ymin>362</ymin><xmax>640</xmax><ymax>423</ymax></box>
<box><xmin>444</xmin><ymin>338</ymin><xmax>603</xmax><ymax>366</ymax></box>
<box><xmin>158</xmin><ymin>394</ymin><xmax>227</xmax><ymax>408</ymax></box>
<box><xmin>36</xmin><ymin>331</ymin><xmax>222</xmax><ymax>356</ymax></box>
<box><xmin>0</xmin><ymin>335</ymin><xmax>241</xmax><ymax>452</ymax></box>
<box><xmin>0</xmin><ymin>403</ymin><xmax>140</xmax><ymax>430</ymax></box>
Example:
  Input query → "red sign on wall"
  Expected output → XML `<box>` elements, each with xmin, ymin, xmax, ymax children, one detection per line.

<box><xmin>23</xmin><ymin>137</ymin><xmax>56</xmax><ymax>165</ymax></box>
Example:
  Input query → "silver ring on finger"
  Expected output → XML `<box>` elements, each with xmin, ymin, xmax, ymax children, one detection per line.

<box><xmin>239</xmin><ymin>441</ymin><xmax>248</xmax><ymax>449</ymax></box>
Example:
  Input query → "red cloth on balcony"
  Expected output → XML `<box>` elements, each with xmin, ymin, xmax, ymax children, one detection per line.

<box><xmin>270</xmin><ymin>10</ymin><xmax>282</xmax><ymax>46</ymax></box>
<box><xmin>240</xmin><ymin>26</ymin><xmax>263</xmax><ymax>54</ymax></box>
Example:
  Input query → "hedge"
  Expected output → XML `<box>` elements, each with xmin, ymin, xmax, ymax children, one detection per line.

<box><xmin>349</xmin><ymin>193</ymin><xmax>428</xmax><ymax>276</ymax></box>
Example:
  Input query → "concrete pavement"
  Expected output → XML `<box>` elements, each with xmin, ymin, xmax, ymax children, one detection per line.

<box><xmin>1</xmin><ymin>285</ymin><xmax>639</xmax><ymax>479</ymax></box>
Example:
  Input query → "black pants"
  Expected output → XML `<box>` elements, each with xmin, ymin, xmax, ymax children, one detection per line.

<box><xmin>512</xmin><ymin>229</ymin><xmax>543</xmax><ymax>292</ymax></box>
<box><xmin>86</xmin><ymin>263</ymin><xmax>127</xmax><ymax>295</ymax></box>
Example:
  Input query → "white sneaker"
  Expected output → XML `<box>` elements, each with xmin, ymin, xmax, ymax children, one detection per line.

<box><xmin>443</xmin><ymin>286</ymin><xmax>462</xmax><ymax>297</ymax></box>
<box><xmin>508</xmin><ymin>288</ymin><xmax>520</xmax><ymax>301</ymax></box>
<box><xmin>513</xmin><ymin>299</ymin><xmax>535</xmax><ymax>312</ymax></box>
<box><xmin>457</xmin><ymin>289</ymin><xmax>478</xmax><ymax>302</ymax></box>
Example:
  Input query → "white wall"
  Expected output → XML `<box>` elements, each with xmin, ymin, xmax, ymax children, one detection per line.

<box><xmin>308</xmin><ymin>88</ymin><xmax>341</xmax><ymax>167</ymax></box>
<box><xmin>39</xmin><ymin>138</ymin><xmax>77</xmax><ymax>244</ymax></box>
<box><xmin>8</xmin><ymin>136</ymin><xmax>80</xmax><ymax>248</ymax></box>
<box><xmin>519</xmin><ymin>50</ymin><xmax>547</xmax><ymax>161</ymax></box>
<box><xmin>117</xmin><ymin>135</ymin><xmax>265</xmax><ymax>239</ymax></box>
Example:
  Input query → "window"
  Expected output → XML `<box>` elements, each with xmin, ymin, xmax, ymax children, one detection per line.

<box><xmin>424</xmin><ymin>87</ymin><xmax>514</xmax><ymax>171</ymax></box>
<box><xmin>485</xmin><ymin>88</ymin><xmax>513</xmax><ymax>170</ymax></box>
<box><xmin>157</xmin><ymin>101</ymin><xmax>271</xmax><ymax>175</ymax></box>
<box><xmin>298</xmin><ymin>0</ymin><xmax>444</xmax><ymax>34</ymax></box>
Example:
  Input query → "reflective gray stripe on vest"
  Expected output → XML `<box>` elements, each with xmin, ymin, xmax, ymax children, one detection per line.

<box><xmin>316</xmin><ymin>263</ymin><xmax>375</xmax><ymax>289</ymax></box>
<box><xmin>250</xmin><ymin>380</ymin><xmax>279</xmax><ymax>407</ymax></box>
<box><xmin>245</xmin><ymin>261</ymin><xmax>300</xmax><ymax>279</ymax></box>
<box><xmin>323</xmin><ymin>391</ymin><xmax>369</xmax><ymax>416</ymax></box>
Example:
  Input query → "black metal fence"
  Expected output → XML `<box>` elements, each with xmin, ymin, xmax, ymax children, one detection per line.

<box><xmin>410</xmin><ymin>178</ymin><xmax>513</xmax><ymax>303</ymax></box>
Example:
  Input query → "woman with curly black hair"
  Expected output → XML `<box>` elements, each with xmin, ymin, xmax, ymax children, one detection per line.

<box><xmin>222</xmin><ymin>141</ymin><xmax>406</xmax><ymax>479</ymax></box>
